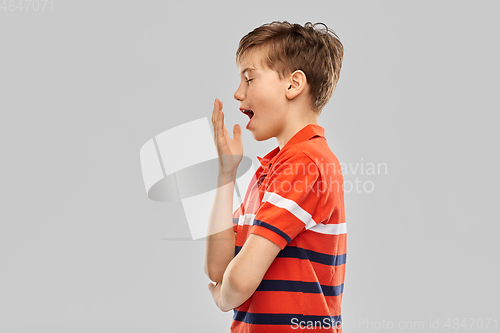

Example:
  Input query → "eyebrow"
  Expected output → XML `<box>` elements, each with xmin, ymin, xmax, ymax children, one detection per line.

<box><xmin>240</xmin><ymin>67</ymin><xmax>256</xmax><ymax>76</ymax></box>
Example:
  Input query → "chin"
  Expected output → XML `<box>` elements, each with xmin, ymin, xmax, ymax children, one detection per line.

<box><xmin>251</xmin><ymin>131</ymin><xmax>273</xmax><ymax>142</ymax></box>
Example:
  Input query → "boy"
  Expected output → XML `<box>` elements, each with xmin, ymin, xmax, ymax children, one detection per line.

<box><xmin>205</xmin><ymin>21</ymin><xmax>346</xmax><ymax>332</ymax></box>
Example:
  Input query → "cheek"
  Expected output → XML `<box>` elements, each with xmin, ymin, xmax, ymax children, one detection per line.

<box><xmin>262</xmin><ymin>87</ymin><xmax>284</xmax><ymax>108</ymax></box>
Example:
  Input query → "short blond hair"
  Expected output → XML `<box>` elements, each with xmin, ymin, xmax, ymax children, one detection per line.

<box><xmin>236</xmin><ymin>21</ymin><xmax>344</xmax><ymax>112</ymax></box>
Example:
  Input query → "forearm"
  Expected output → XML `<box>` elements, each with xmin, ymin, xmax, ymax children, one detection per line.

<box><xmin>209</xmin><ymin>234</ymin><xmax>282</xmax><ymax>312</ymax></box>
<box><xmin>204</xmin><ymin>170</ymin><xmax>237</xmax><ymax>283</ymax></box>
<box><xmin>217</xmin><ymin>258</ymin><xmax>255</xmax><ymax>312</ymax></box>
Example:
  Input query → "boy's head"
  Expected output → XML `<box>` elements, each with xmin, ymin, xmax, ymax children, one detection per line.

<box><xmin>235</xmin><ymin>21</ymin><xmax>344</xmax><ymax>114</ymax></box>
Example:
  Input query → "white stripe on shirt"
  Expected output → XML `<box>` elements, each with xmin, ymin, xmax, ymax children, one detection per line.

<box><xmin>261</xmin><ymin>191</ymin><xmax>317</xmax><ymax>230</ymax></box>
<box><xmin>238</xmin><ymin>213</ymin><xmax>256</xmax><ymax>226</ymax></box>
<box><xmin>308</xmin><ymin>222</ymin><xmax>347</xmax><ymax>235</ymax></box>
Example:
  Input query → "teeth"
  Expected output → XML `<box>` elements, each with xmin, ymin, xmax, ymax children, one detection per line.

<box><xmin>241</xmin><ymin>109</ymin><xmax>254</xmax><ymax>119</ymax></box>
<box><xmin>242</xmin><ymin>110</ymin><xmax>254</xmax><ymax>119</ymax></box>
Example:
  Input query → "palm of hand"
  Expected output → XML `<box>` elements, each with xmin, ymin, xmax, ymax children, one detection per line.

<box><xmin>212</xmin><ymin>98</ymin><xmax>243</xmax><ymax>176</ymax></box>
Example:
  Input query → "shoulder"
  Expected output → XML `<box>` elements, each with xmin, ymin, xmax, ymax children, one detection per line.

<box><xmin>275</xmin><ymin>138</ymin><xmax>344</xmax><ymax>186</ymax></box>
<box><xmin>270</xmin><ymin>149</ymin><xmax>319</xmax><ymax>178</ymax></box>
<box><xmin>277</xmin><ymin>147</ymin><xmax>316</xmax><ymax>164</ymax></box>
<box><xmin>282</xmin><ymin>137</ymin><xmax>336</xmax><ymax>165</ymax></box>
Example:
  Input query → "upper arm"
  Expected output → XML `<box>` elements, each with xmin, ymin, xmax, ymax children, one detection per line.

<box><xmin>251</xmin><ymin>152</ymin><xmax>322</xmax><ymax>249</ymax></box>
<box><xmin>227</xmin><ymin>233</ymin><xmax>281</xmax><ymax>294</ymax></box>
<box><xmin>227</xmin><ymin>153</ymin><xmax>321</xmax><ymax>293</ymax></box>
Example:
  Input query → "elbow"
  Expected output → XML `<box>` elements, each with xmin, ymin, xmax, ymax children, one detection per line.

<box><xmin>205</xmin><ymin>264</ymin><xmax>224</xmax><ymax>283</ymax></box>
<box><xmin>237</xmin><ymin>279</ymin><xmax>256</xmax><ymax>296</ymax></box>
<box><xmin>224</xmin><ymin>266</ymin><xmax>257</xmax><ymax>296</ymax></box>
<box><xmin>230</xmin><ymin>279</ymin><xmax>254</xmax><ymax>297</ymax></box>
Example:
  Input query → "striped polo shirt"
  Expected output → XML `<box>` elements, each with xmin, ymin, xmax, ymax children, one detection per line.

<box><xmin>231</xmin><ymin>124</ymin><xmax>347</xmax><ymax>332</ymax></box>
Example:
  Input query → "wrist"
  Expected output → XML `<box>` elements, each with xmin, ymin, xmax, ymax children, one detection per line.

<box><xmin>217</xmin><ymin>169</ymin><xmax>237</xmax><ymax>185</ymax></box>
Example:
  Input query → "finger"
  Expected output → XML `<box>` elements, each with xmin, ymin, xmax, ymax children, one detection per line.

<box><xmin>213</xmin><ymin>99</ymin><xmax>220</xmax><ymax>142</ymax></box>
<box><xmin>219</xmin><ymin>110</ymin><xmax>224</xmax><ymax>139</ymax></box>
<box><xmin>213</xmin><ymin>99</ymin><xmax>220</xmax><ymax>124</ymax></box>
<box><xmin>211</xmin><ymin>99</ymin><xmax>216</xmax><ymax>124</ymax></box>
<box><xmin>224</xmin><ymin>120</ymin><xmax>230</xmax><ymax>138</ymax></box>
<box><xmin>212</xmin><ymin>99</ymin><xmax>216</xmax><ymax>130</ymax></box>
<box><xmin>233</xmin><ymin>124</ymin><xmax>242</xmax><ymax>143</ymax></box>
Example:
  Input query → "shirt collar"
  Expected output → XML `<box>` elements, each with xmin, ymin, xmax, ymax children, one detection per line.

<box><xmin>257</xmin><ymin>147</ymin><xmax>280</xmax><ymax>170</ymax></box>
<box><xmin>256</xmin><ymin>124</ymin><xmax>325</xmax><ymax>170</ymax></box>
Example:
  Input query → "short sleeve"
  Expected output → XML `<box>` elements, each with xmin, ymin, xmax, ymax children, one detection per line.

<box><xmin>251</xmin><ymin>152</ymin><xmax>322</xmax><ymax>249</ymax></box>
<box><xmin>232</xmin><ymin>204</ymin><xmax>242</xmax><ymax>232</ymax></box>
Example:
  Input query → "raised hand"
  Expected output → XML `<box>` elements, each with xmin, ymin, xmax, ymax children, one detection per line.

<box><xmin>211</xmin><ymin>98</ymin><xmax>243</xmax><ymax>181</ymax></box>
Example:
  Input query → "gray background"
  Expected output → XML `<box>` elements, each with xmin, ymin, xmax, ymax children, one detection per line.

<box><xmin>1</xmin><ymin>0</ymin><xmax>499</xmax><ymax>332</ymax></box>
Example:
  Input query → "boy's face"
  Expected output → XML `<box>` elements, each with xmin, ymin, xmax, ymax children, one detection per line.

<box><xmin>234</xmin><ymin>48</ymin><xmax>291</xmax><ymax>141</ymax></box>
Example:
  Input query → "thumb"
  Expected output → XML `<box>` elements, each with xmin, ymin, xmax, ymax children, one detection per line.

<box><xmin>233</xmin><ymin>124</ymin><xmax>242</xmax><ymax>142</ymax></box>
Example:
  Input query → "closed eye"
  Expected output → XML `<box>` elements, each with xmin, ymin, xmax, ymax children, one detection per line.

<box><xmin>245</xmin><ymin>79</ymin><xmax>253</xmax><ymax>84</ymax></box>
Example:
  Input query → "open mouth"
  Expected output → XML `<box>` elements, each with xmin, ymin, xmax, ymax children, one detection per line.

<box><xmin>241</xmin><ymin>109</ymin><xmax>254</xmax><ymax>119</ymax></box>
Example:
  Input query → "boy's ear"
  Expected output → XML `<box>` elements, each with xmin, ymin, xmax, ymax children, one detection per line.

<box><xmin>285</xmin><ymin>70</ymin><xmax>308</xmax><ymax>100</ymax></box>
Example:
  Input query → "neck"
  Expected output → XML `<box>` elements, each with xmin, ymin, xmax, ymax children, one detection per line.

<box><xmin>276</xmin><ymin>116</ymin><xmax>319</xmax><ymax>150</ymax></box>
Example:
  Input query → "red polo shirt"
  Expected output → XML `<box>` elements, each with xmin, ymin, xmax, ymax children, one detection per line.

<box><xmin>231</xmin><ymin>124</ymin><xmax>347</xmax><ymax>332</ymax></box>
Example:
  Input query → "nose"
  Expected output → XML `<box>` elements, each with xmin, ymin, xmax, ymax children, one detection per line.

<box><xmin>233</xmin><ymin>82</ymin><xmax>244</xmax><ymax>102</ymax></box>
